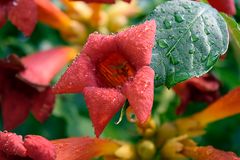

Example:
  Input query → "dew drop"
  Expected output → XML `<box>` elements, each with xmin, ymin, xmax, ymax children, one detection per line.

<box><xmin>126</xmin><ymin>107</ymin><xmax>137</xmax><ymax>123</ymax></box>
<box><xmin>191</xmin><ymin>35</ymin><xmax>199</xmax><ymax>42</ymax></box>
<box><xmin>12</xmin><ymin>0</ymin><xmax>18</xmax><ymax>6</ymax></box>
<box><xmin>174</xmin><ymin>12</ymin><xmax>184</xmax><ymax>23</ymax></box>
<box><xmin>170</xmin><ymin>56</ymin><xmax>179</xmax><ymax>65</ymax></box>
<box><xmin>183</xmin><ymin>4</ymin><xmax>190</xmax><ymax>9</ymax></box>
<box><xmin>128</xmin><ymin>76</ymin><xmax>134</xmax><ymax>81</ymax></box>
<box><xmin>201</xmin><ymin>54</ymin><xmax>209</xmax><ymax>62</ymax></box>
<box><xmin>179</xmin><ymin>30</ymin><xmax>184</xmax><ymax>34</ymax></box>
<box><xmin>116</xmin><ymin>85</ymin><xmax>123</xmax><ymax>90</ymax></box>
<box><xmin>168</xmin><ymin>35</ymin><xmax>175</xmax><ymax>39</ymax></box>
<box><xmin>160</xmin><ymin>8</ymin><xmax>165</xmax><ymax>13</ymax></box>
<box><xmin>204</xmin><ymin>28</ymin><xmax>210</xmax><ymax>35</ymax></box>
<box><xmin>163</xmin><ymin>19</ymin><xmax>172</xmax><ymax>29</ymax></box>
<box><xmin>157</xmin><ymin>39</ymin><xmax>169</xmax><ymax>49</ymax></box>
<box><xmin>189</xmin><ymin>47</ymin><xmax>195</xmax><ymax>54</ymax></box>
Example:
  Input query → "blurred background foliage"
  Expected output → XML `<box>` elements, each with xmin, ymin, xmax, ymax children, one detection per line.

<box><xmin>0</xmin><ymin>0</ymin><xmax>240</xmax><ymax>157</ymax></box>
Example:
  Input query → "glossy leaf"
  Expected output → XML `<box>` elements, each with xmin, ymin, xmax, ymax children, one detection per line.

<box><xmin>146</xmin><ymin>0</ymin><xmax>229</xmax><ymax>87</ymax></box>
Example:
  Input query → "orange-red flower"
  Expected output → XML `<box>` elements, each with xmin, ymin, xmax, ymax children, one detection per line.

<box><xmin>174</xmin><ymin>87</ymin><xmax>240</xmax><ymax>136</ymax></box>
<box><xmin>53</xmin><ymin>20</ymin><xmax>156</xmax><ymax>137</ymax></box>
<box><xmin>0</xmin><ymin>131</ymin><xmax>56</xmax><ymax>160</ymax></box>
<box><xmin>52</xmin><ymin>137</ymin><xmax>121</xmax><ymax>160</ymax></box>
<box><xmin>183</xmin><ymin>146</ymin><xmax>240</xmax><ymax>160</ymax></box>
<box><xmin>0</xmin><ymin>0</ymin><xmax>37</xmax><ymax>36</ymax></box>
<box><xmin>0</xmin><ymin>47</ymin><xmax>75</xmax><ymax>130</ymax></box>
<box><xmin>173</xmin><ymin>74</ymin><xmax>220</xmax><ymax>114</ymax></box>
<box><xmin>71</xmin><ymin>0</ymin><xmax>131</xmax><ymax>4</ymax></box>
<box><xmin>161</xmin><ymin>135</ymin><xmax>240</xmax><ymax>160</ymax></box>
<box><xmin>191</xmin><ymin>87</ymin><xmax>240</xmax><ymax>126</ymax></box>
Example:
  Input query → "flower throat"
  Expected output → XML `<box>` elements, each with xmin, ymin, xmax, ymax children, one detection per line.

<box><xmin>97</xmin><ymin>53</ymin><xmax>135</xmax><ymax>87</ymax></box>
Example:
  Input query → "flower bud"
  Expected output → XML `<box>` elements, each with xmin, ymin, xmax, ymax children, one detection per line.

<box><xmin>137</xmin><ymin>140</ymin><xmax>156</xmax><ymax>160</ymax></box>
<box><xmin>114</xmin><ymin>143</ymin><xmax>137</xmax><ymax>160</ymax></box>
<box><xmin>156</xmin><ymin>122</ymin><xmax>177</xmax><ymax>147</ymax></box>
<box><xmin>137</xmin><ymin>118</ymin><xmax>157</xmax><ymax>138</ymax></box>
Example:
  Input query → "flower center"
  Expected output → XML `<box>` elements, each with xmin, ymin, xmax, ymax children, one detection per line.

<box><xmin>97</xmin><ymin>53</ymin><xmax>135</xmax><ymax>87</ymax></box>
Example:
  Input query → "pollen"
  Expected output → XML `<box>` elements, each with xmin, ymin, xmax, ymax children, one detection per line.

<box><xmin>97</xmin><ymin>53</ymin><xmax>135</xmax><ymax>87</ymax></box>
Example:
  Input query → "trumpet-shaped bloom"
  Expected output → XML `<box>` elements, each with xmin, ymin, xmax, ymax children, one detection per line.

<box><xmin>173</xmin><ymin>74</ymin><xmax>220</xmax><ymax>114</ymax></box>
<box><xmin>192</xmin><ymin>87</ymin><xmax>240</xmax><ymax>126</ymax></box>
<box><xmin>208</xmin><ymin>0</ymin><xmax>236</xmax><ymax>16</ymax></box>
<box><xmin>0</xmin><ymin>47</ymin><xmax>75</xmax><ymax>130</ymax></box>
<box><xmin>71</xmin><ymin>0</ymin><xmax>131</xmax><ymax>4</ymax></box>
<box><xmin>53</xmin><ymin>20</ymin><xmax>156</xmax><ymax>137</ymax></box>
<box><xmin>52</xmin><ymin>137</ymin><xmax>120</xmax><ymax>160</ymax></box>
<box><xmin>161</xmin><ymin>135</ymin><xmax>240</xmax><ymax>160</ymax></box>
<box><xmin>183</xmin><ymin>146</ymin><xmax>240</xmax><ymax>160</ymax></box>
<box><xmin>0</xmin><ymin>0</ymin><xmax>37</xmax><ymax>36</ymax></box>
<box><xmin>174</xmin><ymin>87</ymin><xmax>240</xmax><ymax>137</ymax></box>
<box><xmin>0</xmin><ymin>131</ymin><xmax>56</xmax><ymax>160</ymax></box>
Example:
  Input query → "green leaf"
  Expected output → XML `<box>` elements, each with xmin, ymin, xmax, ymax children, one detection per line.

<box><xmin>221</xmin><ymin>13</ymin><xmax>240</xmax><ymax>50</ymax></box>
<box><xmin>146</xmin><ymin>0</ymin><xmax>229</xmax><ymax>87</ymax></box>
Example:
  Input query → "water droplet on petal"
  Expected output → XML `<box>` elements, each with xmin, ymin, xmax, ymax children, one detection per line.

<box><xmin>12</xmin><ymin>0</ymin><xmax>18</xmax><ymax>6</ymax></box>
<box><xmin>126</xmin><ymin>107</ymin><xmax>138</xmax><ymax>123</ymax></box>
<box><xmin>128</xmin><ymin>76</ymin><xmax>134</xmax><ymax>81</ymax></box>
<box><xmin>157</xmin><ymin>39</ymin><xmax>169</xmax><ymax>49</ymax></box>
<box><xmin>116</xmin><ymin>85</ymin><xmax>123</xmax><ymax>90</ymax></box>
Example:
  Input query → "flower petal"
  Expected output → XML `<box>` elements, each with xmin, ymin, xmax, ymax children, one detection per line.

<box><xmin>71</xmin><ymin>0</ymin><xmax>115</xmax><ymax>3</ymax></box>
<box><xmin>183</xmin><ymin>146</ymin><xmax>240</xmax><ymax>160</ymax></box>
<box><xmin>173</xmin><ymin>74</ymin><xmax>220</xmax><ymax>115</ymax></box>
<box><xmin>116</xmin><ymin>20</ymin><xmax>156</xmax><ymax>69</ymax></box>
<box><xmin>31</xmin><ymin>88</ymin><xmax>55</xmax><ymax>123</ymax></box>
<box><xmin>208</xmin><ymin>0</ymin><xmax>236</xmax><ymax>16</ymax></box>
<box><xmin>192</xmin><ymin>87</ymin><xmax>240</xmax><ymax>126</ymax></box>
<box><xmin>24</xmin><ymin>135</ymin><xmax>56</xmax><ymax>160</ymax></box>
<box><xmin>2</xmin><ymin>81</ymin><xmax>32</xmax><ymax>130</ymax></box>
<box><xmin>71</xmin><ymin>0</ymin><xmax>131</xmax><ymax>3</ymax></box>
<box><xmin>52</xmin><ymin>137</ymin><xmax>120</xmax><ymax>160</ymax></box>
<box><xmin>0</xmin><ymin>131</ymin><xmax>27</xmax><ymax>157</ymax></box>
<box><xmin>34</xmin><ymin>0</ymin><xmax>72</xmax><ymax>30</ymax></box>
<box><xmin>19</xmin><ymin>47</ymin><xmax>75</xmax><ymax>86</ymax></box>
<box><xmin>53</xmin><ymin>53</ymin><xmax>97</xmax><ymax>94</ymax></box>
<box><xmin>83</xmin><ymin>87</ymin><xmax>126</xmax><ymax>137</ymax></box>
<box><xmin>7</xmin><ymin>0</ymin><xmax>37</xmax><ymax>36</ymax></box>
<box><xmin>0</xmin><ymin>4</ymin><xmax>7</xmax><ymax>28</ymax></box>
<box><xmin>82</xmin><ymin>33</ymin><xmax>117</xmax><ymax>65</ymax></box>
<box><xmin>0</xmin><ymin>152</ymin><xmax>8</xmax><ymax>160</ymax></box>
<box><xmin>123</xmin><ymin>66</ymin><xmax>154</xmax><ymax>124</ymax></box>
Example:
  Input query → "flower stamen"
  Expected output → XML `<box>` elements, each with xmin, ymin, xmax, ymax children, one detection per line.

<box><xmin>98</xmin><ymin>53</ymin><xmax>135</xmax><ymax>87</ymax></box>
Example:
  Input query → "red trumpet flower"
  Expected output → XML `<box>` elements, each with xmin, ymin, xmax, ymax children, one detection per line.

<box><xmin>71</xmin><ymin>0</ymin><xmax>131</xmax><ymax>4</ymax></box>
<box><xmin>53</xmin><ymin>20</ymin><xmax>156</xmax><ymax>137</ymax></box>
<box><xmin>0</xmin><ymin>47</ymin><xmax>76</xmax><ymax>130</ymax></box>
<box><xmin>0</xmin><ymin>0</ymin><xmax>37</xmax><ymax>36</ymax></box>
<box><xmin>173</xmin><ymin>74</ymin><xmax>220</xmax><ymax>115</ymax></box>
<box><xmin>0</xmin><ymin>131</ymin><xmax>56</xmax><ymax>160</ymax></box>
